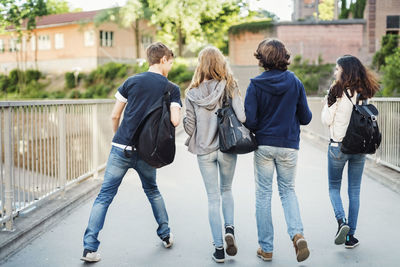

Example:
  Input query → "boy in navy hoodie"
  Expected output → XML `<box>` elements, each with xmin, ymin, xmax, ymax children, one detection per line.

<box><xmin>244</xmin><ymin>39</ymin><xmax>312</xmax><ymax>263</ymax></box>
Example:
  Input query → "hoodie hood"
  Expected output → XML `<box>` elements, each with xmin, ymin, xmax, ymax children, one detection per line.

<box><xmin>250</xmin><ymin>70</ymin><xmax>294</xmax><ymax>96</ymax></box>
<box><xmin>186</xmin><ymin>79</ymin><xmax>226</xmax><ymax>110</ymax></box>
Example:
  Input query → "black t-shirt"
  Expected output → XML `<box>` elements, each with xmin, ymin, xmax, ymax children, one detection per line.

<box><xmin>112</xmin><ymin>72</ymin><xmax>181</xmax><ymax>146</ymax></box>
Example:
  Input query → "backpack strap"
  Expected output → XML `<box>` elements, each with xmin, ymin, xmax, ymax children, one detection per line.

<box><xmin>344</xmin><ymin>89</ymin><xmax>355</xmax><ymax>106</ymax></box>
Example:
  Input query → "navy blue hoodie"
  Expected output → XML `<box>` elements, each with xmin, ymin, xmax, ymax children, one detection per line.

<box><xmin>244</xmin><ymin>69</ymin><xmax>312</xmax><ymax>150</ymax></box>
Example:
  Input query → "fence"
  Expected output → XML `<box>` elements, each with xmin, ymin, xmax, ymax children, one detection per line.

<box><xmin>0</xmin><ymin>100</ymin><xmax>114</xmax><ymax>230</ymax></box>
<box><xmin>305</xmin><ymin>97</ymin><xmax>400</xmax><ymax>172</ymax></box>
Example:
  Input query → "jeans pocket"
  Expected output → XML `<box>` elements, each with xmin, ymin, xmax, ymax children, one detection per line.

<box><xmin>329</xmin><ymin>145</ymin><xmax>343</xmax><ymax>160</ymax></box>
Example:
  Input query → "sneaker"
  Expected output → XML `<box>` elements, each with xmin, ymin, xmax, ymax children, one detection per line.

<box><xmin>80</xmin><ymin>249</ymin><xmax>101</xmax><ymax>262</ymax></box>
<box><xmin>345</xmin><ymin>234</ymin><xmax>359</xmax><ymax>249</ymax></box>
<box><xmin>212</xmin><ymin>247</ymin><xmax>225</xmax><ymax>263</ymax></box>
<box><xmin>292</xmin><ymin>234</ymin><xmax>310</xmax><ymax>262</ymax></box>
<box><xmin>162</xmin><ymin>233</ymin><xmax>174</xmax><ymax>248</ymax></box>
<box><xmin>224</xmin><ymin>226</ymin><xmax>238</xmax><ymax>256</ymax></box>
<box><xmin>257</xmin><ymin>248</ymin><xmax>272</xmax><ymax>261</ymax></box>
<box><xmin>335</xmin><ymin>218</ymin><xmax>350</xmax><ymax>245</ymax></box>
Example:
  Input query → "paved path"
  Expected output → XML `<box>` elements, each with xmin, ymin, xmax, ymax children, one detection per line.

<box><xmin>2</xmin><ymin>132</ymin><xmax>400</xmax><ymax>267</ymax></box>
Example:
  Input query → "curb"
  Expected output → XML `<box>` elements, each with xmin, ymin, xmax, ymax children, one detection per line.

<box><xmin>0</xmin><ymin>176</ymin><xmax>103</xmax><ymax>264</ymax></box>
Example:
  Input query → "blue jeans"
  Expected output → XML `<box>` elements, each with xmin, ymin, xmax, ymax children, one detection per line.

<box><xmin>83</xmin><ymin>146</ymin><xmax>170</xmax><ymax>251</ymax></box>
<box><xmin>328</xmin><ymin>143</ymin><xmax>366</xmax><ymax>235</ymax></box>
<box><xmin>254</xmin><ymin>146</ymin><xmax>304</xmax><ymax>253</ymax></box>
<box><xmin>197</xmin><ymin>150</ymin><xmax>237</xmax><ymax>248</ymax></box>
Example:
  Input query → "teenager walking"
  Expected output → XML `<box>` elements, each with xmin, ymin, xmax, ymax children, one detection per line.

<box><xmin>322</xmin><ymin>55</ymin><xmax>380</xmax><ymax>249</ymax></box>
<box><xmin>183</xmin><ymin>46</ymin><xmax>245</xmax><ymax>263</ymax></box>
<box><xmin>81</xmin><ymin>42</ymin><xmax>182</xmax><ymax>262</ymax></box>
<box><xmin>244</xmin><ymin>39</ymin><xmax>312</xmax><ymax>262</ymax></box>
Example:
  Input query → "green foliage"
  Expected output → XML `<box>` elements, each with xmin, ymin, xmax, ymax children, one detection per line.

<box><xmin>382</xmin><ymin>48</ymin><xmax>400</xmax><ymax>96</ymax></box>
<box><xmin>0</xmin><ymin>74</ymin><xmax>9</xmax><ymax>93</ymax></box>
<box><xmin>48</xmin><ymin>90</ymin><xmax>66</xmax><ymax>98</ymax></box>
<box><xmin>349</xmin><ymin>0</ymin><xmax>366</xmax><ymax>19</ymax></box>
<box><xmin>67</xmin><ymin>89</ymin><xmax>81</xmax><ymax>99</ymax></box>
<box><xmin>373</xmin><ymin>34</ymin><xmax>399</xmax><ymax>70</ymax></box>
<box><xmin>289</xmin><ymin>55</ymin><xmax>334</xmax><ymax>94</ymax></box>
<box><xmin>46</xmin><ymin>0</ymin><xmax>75</xmax><ymax>15</ymax></box>
<box><xmin>168</xmin><ymin>63</ymin><xmax>194</xmax><ymax>86</ymax></box>
<box><xmin>65</xmin><ymin>72</ymin><xmax>76</xmax><ymax>89</ymax></box>
<box><xmin>25</xmin><ymin>69</ymin><xmax>42</xmax><ymax>82</ymax></box>
<box><xmin>339</xmin><ymin>0</ymin><xmax>349</xmax><ymax>19</ymax></box>
<box><xmin>82</xmin><ymin>84</ymin><xmax>113</xmax><ymax>99</ymax></box>
<box><xmin>228</xmin><ymin>19</ymin><xmax>274</xmax><ymax>35</ymax></box>
<box><xmin>318</xmin><ymin>0</ymin><xmax>334</xmax><ymax>20</ymax></box>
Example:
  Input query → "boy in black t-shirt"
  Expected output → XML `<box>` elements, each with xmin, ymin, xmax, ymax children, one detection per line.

<box><xmin>81</xmin><ymin>42</ymin><xmax>181</xmax><ymax>263</ymax></box>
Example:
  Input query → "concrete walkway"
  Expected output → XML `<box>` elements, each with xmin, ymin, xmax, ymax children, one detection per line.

<box><xmin>2</xmin><ymin>132</ymin><xmax>400</xmax><ymax>267</ymax></box>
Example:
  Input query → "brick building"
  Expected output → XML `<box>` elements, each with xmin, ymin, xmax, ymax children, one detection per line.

<box><xmin>0</xmin><ymin>10</ymin><xmax>156</xmax><ymax>73</ymax></box>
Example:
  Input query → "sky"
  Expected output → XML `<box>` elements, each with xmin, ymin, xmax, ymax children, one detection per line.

<box><xmin>66</xmin><ymin>0</ymin><xmax>294</xmax><ymax>21</ymax></box>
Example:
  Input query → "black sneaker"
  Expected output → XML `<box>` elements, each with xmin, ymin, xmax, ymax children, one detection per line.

<box><xmin>345</xmin><ymin>234</ymin><xmax>359</xmax><ymax>249</ymax></box>
<box><xmin>335</xmin><ymin>218</ymin><xmax>350</xmax><ymax>245</ymax></box>
<box><xmin>162</xmin><ymin>233</ymin><xmax>174</xmax><ymax>248</ymax></box>
<box><xmin>213</xmin><ymin>247</ymin><xmax>225</xmax><ymax>263</ymax></box>
<box><xmin>225</xmin><ymin>226</ymin><xmax>238</xmax><ymax>256</ymax></box>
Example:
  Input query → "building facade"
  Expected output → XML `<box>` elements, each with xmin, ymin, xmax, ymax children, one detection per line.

<box><xmin>0</xmin><ymin>10</ymin><xmax>156</xmax><ymax>73</ymax></box>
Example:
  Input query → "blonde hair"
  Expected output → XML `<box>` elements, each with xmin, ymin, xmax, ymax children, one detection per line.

<box><xmin>187</xmin><ymin>46</ymin><xmax>238</xmax><ymax>97</ymax></box>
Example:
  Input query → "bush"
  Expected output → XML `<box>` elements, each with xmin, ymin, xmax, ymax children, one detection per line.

<box><xmin>68</xmin><ymin>89</ymin><xmax>81</xmax><ymax>99</ymax></box>
<box><xmin>21</xmin><ymin>80</ymin><xmax>48</xmax><ymax>99</ymax></box>
<box><xmin>25</xmin><ymin>69</ymin><xmax>42</xmax><ymax>83</ymax></box>
<box><xmin>382</xmin><ymin>47</ymin><xmax>400</xmax><ymax>96</ymax></box>
<box><xmin>289</xmin><ymin>55</ymin><xmax>334</xmax><ymax>94</ymax></box>
<box><xmin>83</xmin><ymin>84</ymin><xmax>112</xmax><ymax>98</ymax></box>
<box><xmin>168</xmin><ymin>63</ymin><xmax>194</xmax><ymax>88</ymax></box>
<box><xmin>49</xmin><ymin>90</ymin><xmax>67</xmax><ymax>99</ymax></box>
<box><xmin>65</xmin><ymin>72</ymin><xmax>76</xmax><ymax>89</ymax></box>
<box><xmin>0</xmin><ymin>74</ymin><xmax>9</xmax><ymax>94</ymax></box>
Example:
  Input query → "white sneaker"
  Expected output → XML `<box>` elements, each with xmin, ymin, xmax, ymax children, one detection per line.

<box><xmin>162</xmin><ymin>233</ymin><xmax>174</xmax><ymax>248</ymax></box>
<box><xmin>80</xmin><ymin>249</ymin><xmax>101</xmax><ymax>262</ymax></box>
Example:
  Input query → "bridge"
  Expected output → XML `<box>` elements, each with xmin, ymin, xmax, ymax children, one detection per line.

<box><xmin>0</xmin><ymin>98</ymin><xmax>399</xmax><ymax>266</ymax></box>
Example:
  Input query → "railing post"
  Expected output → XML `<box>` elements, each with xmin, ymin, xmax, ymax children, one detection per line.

<box><xmin>92</xmin><ymin>104</ymin><xmax>99</xmax><ymax>179</ymax></box>
<box><xmin>58</xmin><ymin>105</ymin><xmax>67</xmax><ymax>195</ymax></box>
<box><xmin>4</xmin><ymin>107</ymin><xmax>14</xmax><ymax>231</ymax></box>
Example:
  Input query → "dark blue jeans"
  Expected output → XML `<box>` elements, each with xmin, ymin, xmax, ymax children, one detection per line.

<box><xmin>83</xmin><ymin>146</ymin><xmax>170</xmax><ymax>251</ymax></box>
<box><xmin>328</xmin><ymin>143</ymin><xmax>366</xmax><ymax>235</ymax></box>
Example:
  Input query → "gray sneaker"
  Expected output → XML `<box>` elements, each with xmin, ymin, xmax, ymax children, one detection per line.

<box><xmin>80</xmin><ymin>249</ymin><xmax>101</xmax><ymax>262</ymax></box>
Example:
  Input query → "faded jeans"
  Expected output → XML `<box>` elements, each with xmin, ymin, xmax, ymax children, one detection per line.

<box><xmin>254</xmin><ymin>145</ymin><xmax>304</xmax><ymax>253</ymax></box>
<box><xmin>197</xmin><ymin>150</ymin><xmax>237</xmax><ymax>248</ymax></box>
<box><xmin>83</xmin><ymin>146</ymin><xmax>170</xmax><ymax>251</ymax></box>
<box><xmin>328</xmin><ymin>143</ymin><xmax>365</xmax><ymax>235</ymax></box>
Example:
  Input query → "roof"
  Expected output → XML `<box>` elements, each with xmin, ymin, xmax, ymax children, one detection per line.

<box><xmin>36</xmin><ymin>9</ymin><xmax>102</xmax><ymax>27</ymax></box>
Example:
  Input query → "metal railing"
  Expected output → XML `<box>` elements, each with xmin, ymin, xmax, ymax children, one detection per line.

<box><xmin>0</xmin><ymin>100</ymin><xmax>115</xmax><ymax>230</ymax></box>
<box><xmin>305</xmin><ymin>97</ymin><xmax>400</xmax><ymax>172</ymax></box>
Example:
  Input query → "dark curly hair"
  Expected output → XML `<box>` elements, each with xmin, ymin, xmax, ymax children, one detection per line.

<box><xmin>254</xmin><ymin>39</ymin><xmax>290</xmax><ymax>71</ymax></box>
<box><xmin>330</xmin><ymin>55</ymin><xmax>380</xmax><ymax>101</ymax></box>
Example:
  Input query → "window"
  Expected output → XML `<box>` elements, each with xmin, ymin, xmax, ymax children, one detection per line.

<box><xmin>0</xmin><ymin>39</ymin><xmax>4</xmax><ymax>53</ymax></box>
<box><xmin>100</xmin><ymin>30</ymin><xmax>113</xmax><ymax>47</ymax></box>
<box><xmin>387</xmin><ymin>16</ymin><xmax>400</xmax><ymax>29</ymax></box>
<box><xmin>84</xmin><ymin>30</ymin><xmax>95</xmax><ymax>47</ymax></box>
<box><xmin>9</xmin><ymin>38</ymin><xmax>18</xmax><ymax>52</ymax></box>
<box><xmin>141</xmin><ymin>35</ymin><xmax>153</xmax><ymax>49</ymax></box>
<box><xmin>55</xmin><ymin>33</ymin><xmax>64</xmax><ymax>49</ymax></box>
<box><xmin>38</xmin><ymin>35</ymin><xmax>51</xmax><ymax>50</ymax></box>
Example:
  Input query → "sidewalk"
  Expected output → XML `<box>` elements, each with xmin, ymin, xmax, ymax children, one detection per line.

<box><xmin>1</xmin><ymin>132</ymin><xmax>400</xmax><ymax>267</ymax></box>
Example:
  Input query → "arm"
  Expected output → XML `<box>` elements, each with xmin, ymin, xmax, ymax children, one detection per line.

<box><xmin>183</xmin><ymin>97</ymin><xmax>196</xmax><ymax>136</ymax></box>
<box><xmin>111</xmin><ymin>100</ymin><xmax>126</xmax><ymax>134</ymax></box>
<box><xmin>321</xmin><ymin>95</ymin><xmax>338</xmax><ymax>126</ymax></box>
<box><xmin>170</xmin><ymin>105</ymin><xmax>181</xmax><ymax>127</ymax></box>
<box><xmin>296</xmin><ymin>83</ymin><xmax>312</xmax><ymax>125</ymax></box>
<box><xmin>243</xmin><ymin>82</ymin><xmax>258</xmax><ymax>131</ymax></box>
<box><xmin>232</xmin><ymin>89</ymin><xmax>246</xmax><ymax>123</ymax></box>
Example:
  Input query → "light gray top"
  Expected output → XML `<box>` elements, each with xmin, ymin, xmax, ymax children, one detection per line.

<box><xmin>183</xmin><ymin>79</ymin><xmax>246</xmax><ymax>155</ymax></box>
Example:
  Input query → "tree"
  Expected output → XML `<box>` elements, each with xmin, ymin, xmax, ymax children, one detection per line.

<box><xmin>382</xmin><ymin>48</ymin><xmax>400</xmax><ymax>96</ymax></box>
<box><xmin>318</xmin><ymin>0</ymin><xmax>334</xmax><ymax>20</ymax></box>
<box><xmin>349</xmin><ymin>0</ymin><xmax>365</xmax><ymax>18</ymax></box>
<box><xmin>339</xmin><ymin>0</ymin><xmax>349</xmax><ymax>19</ymax></box>
<box><xmin>373</xmin><ymin>34</ymin><xmax>399</xmax><ymax>70</ymax></box>
<box><xmin>148</xmin><ymin>0</ymin><xmax>223</xmax><ymax>56</ymax></box>
<box><xmin>95</xmin><ymin>0</ymin><xmax>151</xmax><ymax>59</ymax></box>
<box><xmin>46</xmin><ymin>0</ymin><xmax>82</xmax><ymax>14</ymax></box>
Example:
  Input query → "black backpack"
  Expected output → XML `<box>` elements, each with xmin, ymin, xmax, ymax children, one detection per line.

<box><xmin>341</xmin><ymin>91</ymin><xmax>382</xmax><ymax>154</ymax></box>
<box><xmin>129</xmin><ymin>82</ymin><xmax>176</xmax><ymax>168</ymax></box>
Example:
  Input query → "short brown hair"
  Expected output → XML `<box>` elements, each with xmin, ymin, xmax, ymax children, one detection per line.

<box><xmin>254</xmin><ymin>39</ymin><xmax>290</xmax><ymax>71</ymax></box>
<box><xmin>146</xmin><ymin>42</ymin><xmax>174</xmax><ymax>65</ymax></box>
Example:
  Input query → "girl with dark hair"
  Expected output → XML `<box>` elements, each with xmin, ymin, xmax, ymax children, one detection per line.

<box><xmin>322</xmin><ymin>55</ymin><xmax>380</xmax><ymax>249</ymax></box>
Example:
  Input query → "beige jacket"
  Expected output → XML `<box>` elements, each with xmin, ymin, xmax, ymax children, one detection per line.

<box><xmin>321</xmin><ymin>90</ymin><xmax>358</xmax><ymax>142</ymax></box>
